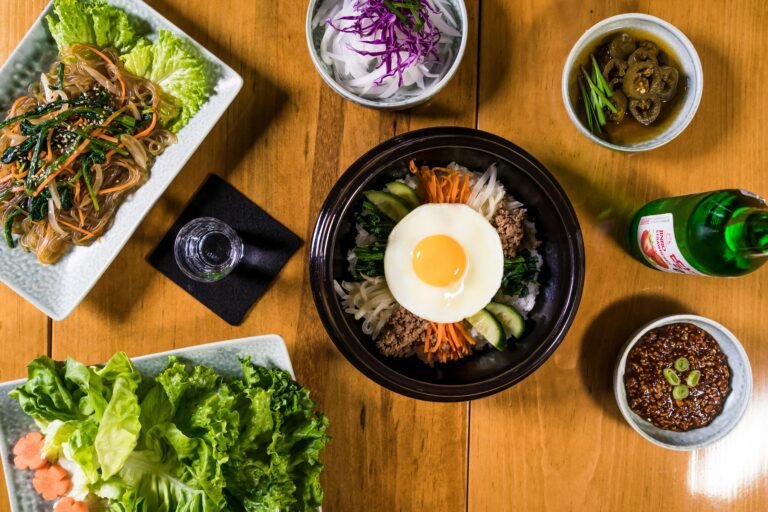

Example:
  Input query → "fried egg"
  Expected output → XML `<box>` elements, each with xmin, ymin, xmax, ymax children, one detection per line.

<box><xmin>384</xmin><ymin>203</ymin><xmax>504</xmax><ymax>323</ymax></box>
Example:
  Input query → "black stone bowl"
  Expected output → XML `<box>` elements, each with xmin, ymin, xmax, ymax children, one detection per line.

<box><xmin>310</xmin><ymin>127</ymin><xmax>585</xmax><ymax>401</ymax></box>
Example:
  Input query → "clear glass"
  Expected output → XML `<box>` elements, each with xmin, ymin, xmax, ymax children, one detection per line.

<box><xmin>174</xmin><ymin>217</ymin><xmax>244</xmax><ymax>282</ymax></box>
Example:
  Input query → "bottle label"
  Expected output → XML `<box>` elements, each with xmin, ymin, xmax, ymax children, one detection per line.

<box><xmin>637</xmin><ymin>213</ymin><xmax>705</xmax><ymax>275</ymax></box>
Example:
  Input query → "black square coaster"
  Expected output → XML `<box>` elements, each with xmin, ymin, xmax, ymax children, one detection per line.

<box><xmin>148</xmin><ymin>174</ymin><xmax>302</xmax><ymax>325</ymax></box>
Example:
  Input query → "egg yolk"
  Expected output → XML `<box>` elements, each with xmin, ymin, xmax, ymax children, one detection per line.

<box><xmin>412</xmin><ymin>235</ymin><xmax>467</xmax><ymax>287</ymax></box>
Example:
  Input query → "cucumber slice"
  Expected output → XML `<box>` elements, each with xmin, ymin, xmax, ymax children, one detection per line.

<box><xmin>485</xmin><ymin>302</ymin><xmax>525</xmax><ymax>339</ymax></box>
<box><xmin>363</xmin><ymin>190</ymin><xmax>411</xmax><ymax>221</ymax></box>
<box><xmin>385</xmin><ymin>181</ymin><xmax>420</xmax><ymax>209</ymax></box>
<box><xmin>466</xmin><ymin>309</ymin><xmax>505</xmax><ymax>350</ymax></box>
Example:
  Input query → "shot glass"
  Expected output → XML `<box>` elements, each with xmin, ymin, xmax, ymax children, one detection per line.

<box><xmin>174</xmin><ymin>217</ymin><xmax>244</xmax><ymax>283</ymax></box>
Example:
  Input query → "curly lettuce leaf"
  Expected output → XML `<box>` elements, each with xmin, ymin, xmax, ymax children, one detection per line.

<box><xmin>122</xmin><ymin>30</ymin><xmax>213</xmax><ymax>132</ymax></box>
<box><xmin>46</xmin><ymin>0</ymin><xmax>146</xmax><ymax>54</ymax></box>
<box><xmin>223</xmin><ymin>361</ymin><xmax>330</xmax><ymax>512</ymax></box>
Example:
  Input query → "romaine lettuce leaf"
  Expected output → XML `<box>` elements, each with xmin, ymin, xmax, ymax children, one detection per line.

<box><xmin>122</xmin><ymin>30</ymin><xmax>213</xmax><ymax>132</ymax></box>
<box><xmin>46</xmin><ymin>0</ymin><xmax>146</xmax><ymax>54</ymax></box>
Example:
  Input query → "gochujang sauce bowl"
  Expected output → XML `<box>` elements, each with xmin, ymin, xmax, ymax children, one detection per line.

<box><xmin>310</xmin><ymin>127</ymin><xmax>585</xmax><ymax>401</ymax></box>
<box><xmin>562</xmin><ymin>13</ymin><xmax>703</xmax><ymax>152</ymax></box>
<box><xmin>614</xmin><ymin>314</ymin><xmax>752</xmax><ymax>450</ymax></box>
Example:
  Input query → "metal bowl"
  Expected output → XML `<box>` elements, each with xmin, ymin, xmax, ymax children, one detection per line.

<box><xmin>305</xmin><ymin>0</ymin><xmax>469</xmax><ymax>110</ymax></box>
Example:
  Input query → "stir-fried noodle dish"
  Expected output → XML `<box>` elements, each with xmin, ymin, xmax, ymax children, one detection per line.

<box><xmin>0</xmin><ymin>45</ymin><xmax>177</xmax><ymax>264</ymax></box>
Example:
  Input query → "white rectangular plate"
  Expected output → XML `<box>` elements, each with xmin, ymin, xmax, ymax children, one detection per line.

<box><xmin>0</xmin><ymin>0</ymin><xmax>244</xmax><ymax>320</ymax></box>
<box><xmin>0</xmin><ymin>334</ymin><xmax>293</xmax><ymax>512</ymax></box>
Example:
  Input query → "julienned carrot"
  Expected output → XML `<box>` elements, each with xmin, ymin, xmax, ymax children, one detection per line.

<box><xmin>424</xmin><ymin>321</ymin><xmax>475</xmax><ymax>363</ymax></box>
<box><xmin>33</xmin><ymin>464</ymin><xmax>71</xmax><ymax>501</ymax></box>
<box><xmin>12</xmin><ymin>432</ymin><xmax>48</xmax><ymax>470</ymax></box>
<box><xmin>134</xmin><ymin>110</ymin><xmax>157</xmax><ymax>139</ymax></box>
<box><xmin>98</xmin><ymin>181</ymin><xmax>135</xmax><ymax>195</ymax></box>
<box><xmin>58</xmin><ymin>219</ymin><xmax>97</xmax><ymax>238</ymax></box>
<box><xmin>46</xmin><ymin>129</ymin><xmax>54</xmax><ymax>162</ymax></box>
<box><xmin>96</xmin><ymin>133</ymin><xmax>119</xmax><ymax>144</ymax></box>
<box><xmin>34</xmin><ymin>165</ymin><xmax>74</xmax><ymax>196</ymax></box>
<box><xmin>55</xmin><ymin>497</ymin><xmax>88</xmax><ymax>512</ymax></box>
<box><xmin>0</xmin><ymin>173</ymin><xmax>12</xmax><ymax>184</ymax></box>
<box><xmin>409</xmin><ymin>160</ymin><xmax>471</xmax><ymax>204</ymax></box>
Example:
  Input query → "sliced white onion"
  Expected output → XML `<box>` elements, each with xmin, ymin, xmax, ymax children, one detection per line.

<box><xmin>40</xmin><ymin>73</ymin><xmax>54</xmax><ymax>102</ymax></box>
<box><xmin>5</xmin><ymin>133</ymin><xmax>28</xmax><ymax>145</ymax></box>
<box><xmin>48</xmin><ymin>199</ymin><xmax>67</xmax><ymax>236</ymax></box>
<box><xmin>120</xmin><ymin>134</ymin><xmax>148</xmax><ymax>170</ymax></box>
<box><xmin>48</xmin><ymin>181</ymin><xmax>61</xmax><ymax>210</ymax></box>
<box><xmin>320</xmin><ymin>0</ymin><xmax>460</xmax><ymax>100</ymax></box>
<box><xmin>92</xmin><ymin>164</ymin><xmax>104</xmax><ymax>193</ymax></box>
<box><xmin>81</xmin><ymin>63</ymin><xmax>120</xmax><ymax>96</ymax></box>
<box><xmin>126</xmin><ymin>101</ymin><xmax>141</xmax><ymax>120</ymax></box>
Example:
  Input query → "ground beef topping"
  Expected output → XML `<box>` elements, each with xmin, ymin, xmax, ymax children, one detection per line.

<box><xmin>376</xmin><ymin>306</ymin><xmax>429</xmax><ymax>358</ymax></box>
<box><xmin>492</xmin><ymin>207</ymin><xmax>526</xmax><ymax>258</ymax></box>
<box><xmin>624</xmin><ymin>323</ymin><xmax>731</xmax><ymax>432</ymax></box>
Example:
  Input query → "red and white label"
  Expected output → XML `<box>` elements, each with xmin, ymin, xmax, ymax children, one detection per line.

<box><xmin>637</xmin><ymin>213</ymin><xmax>704</xmax><ymax>275</ymax></box>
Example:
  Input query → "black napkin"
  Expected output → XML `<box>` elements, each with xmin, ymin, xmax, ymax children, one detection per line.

<box><xmin>148</xmin><ymin>174</ymin><xmax>302</xmax><ymax>325</ymax></box>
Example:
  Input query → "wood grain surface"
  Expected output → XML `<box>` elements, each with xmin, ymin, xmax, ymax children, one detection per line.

<box><xmin>1</xmin><ymin>0</ymin><xmax>767</xmax><ymax>511</ymax></box>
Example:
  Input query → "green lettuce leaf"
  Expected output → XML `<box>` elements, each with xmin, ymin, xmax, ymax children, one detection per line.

<box><xmin>122</xmin><ymin>30</ymin><xmax>212</xmax><ymax>132</ymax></box>
<box><xmin>223</xmin><ymin>360</ymin><xmax>330</xmax><ymax>512</ymax></box>
<box><xmin>9</xmin><ymin>356</ymin><xmax>83</xmax><ymax>428</ymax></box>
<box><xmin>12</xmin><ymin>353</ymin><xmax>329</xmax><ymax>512</ymax></box>
<box><xmin>42</xmin><ymin>419</ymin><xmax>101</xmax><ymax>484</ymax></box>
<box><xmin>117</xmin><ymin>423</ymin><xmax>225</xmax><ymax>512</ymax></box>
<box><xmin>96</xmin><ymin>375</ymin><xmax>141</xmax><ymax>479</ymax></box>
<box><xmin>64</xmin><ymin>358</ymin><xmax>109</xmax><ymax>420</ymax></box>
<box><xmin>46</xmin><ymin>0</ymin><xmax>146</xmax><ymax>54</ymax></box>
<box><xmin>68</xmin><ymin>419</ymin><xmax>101</xmax><ymax>483</ymax></box>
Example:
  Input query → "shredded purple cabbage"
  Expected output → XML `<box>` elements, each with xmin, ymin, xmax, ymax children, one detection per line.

<box><xmin>326</xmin><ymin>0</ymin><xmax>443</xmax><ymax>87</ymax></box>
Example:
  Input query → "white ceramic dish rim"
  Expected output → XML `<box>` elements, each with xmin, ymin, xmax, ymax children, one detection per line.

<box><xmin>0</xmin><ymin>334</ymin><xmax>300</xmax><ymax>511</ymax></box>
<box><xmin>561</xmin><ymin>13</ymin><xmax>704</xmax><ymax>152</ymax></box>
<box><xmin>0</xmin><ymin>0</ymin><xmax>244</xmax><ymax>320</ymax></box>
<box><xmin>613</xmin><ymin>314</ymin><xmax>753</xmax><ymax>451</ymax></box>
<box><xmin>305</xmin><ymin>0</ymin><xmax>469</xmax><ymax>110</ymax></box>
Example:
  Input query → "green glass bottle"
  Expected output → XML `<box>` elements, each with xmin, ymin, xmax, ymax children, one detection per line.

<box><xmin>628</xmin><ymin>189</ymin><xmax>768</xmax><ymax>276</ymax></box>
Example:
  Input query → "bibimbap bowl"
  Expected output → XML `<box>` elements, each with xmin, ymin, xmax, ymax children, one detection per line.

<box><xmin>310</xmin><ymin>127</ymin><xmax>585</xmax><ymax>401</ymax></box>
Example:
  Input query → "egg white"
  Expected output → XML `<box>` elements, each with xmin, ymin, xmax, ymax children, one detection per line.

<box><xmin>384</xmin><ymin>203</ymin><xmax>504</xmax><ymax>323</ymax></box>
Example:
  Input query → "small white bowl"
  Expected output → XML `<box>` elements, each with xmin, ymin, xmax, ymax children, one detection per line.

<box><xmin>562</xmin><ymin>13</ymin><xmax>703</xmax><ymax>152</ymax></box>
<box><xmin>306</xmin><ymin>0</ymin><xmax>468</xmax><ymax>110</ymax></box>
<box><xmin>614</xmin><ymin>315</ymin><xmax>752</xmax><ymax>451</ymax></box>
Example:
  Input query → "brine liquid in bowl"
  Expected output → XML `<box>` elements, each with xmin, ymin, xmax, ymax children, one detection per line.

<box><xmin>568</xmin><ymin>28</ymin><xmax>688</xmax><ymax>146</ymax></box>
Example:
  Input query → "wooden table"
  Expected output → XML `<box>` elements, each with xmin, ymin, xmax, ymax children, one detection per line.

<box><xmin>2</xmin><ymin>0</ymin><xmax>767</xmax><ymax>510</ymax></box>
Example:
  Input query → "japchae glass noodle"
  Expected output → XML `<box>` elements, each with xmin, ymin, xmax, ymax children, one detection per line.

<box><xmin>0</xmin><ymin>44</ymin><xmax>177</xmax><ymax>264</ymax></box>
